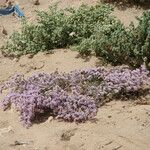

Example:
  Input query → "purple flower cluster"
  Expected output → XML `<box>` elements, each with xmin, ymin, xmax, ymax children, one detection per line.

<box><xmin>0</xmin><ymin>65</ymin><xmax>149</xmax><ymax>127</ymax></box>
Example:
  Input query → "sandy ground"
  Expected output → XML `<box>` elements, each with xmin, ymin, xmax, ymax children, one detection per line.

<box><xmin>0</xmin><ymin>0</ymin><xmax>150</xmax><ymax>150</ymax></box>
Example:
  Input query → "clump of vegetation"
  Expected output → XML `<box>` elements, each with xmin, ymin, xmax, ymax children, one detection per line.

<box><xmin>0</xmin><ymin>65</ymin><xmax>149</xmax><ymax>127</ymax></box>
<box><xmin>1</xmin><ymin>3</ymin><xmax>150</xmax><ymax>68</ymax></box>
<box><xmin>133</xmin><ymin>11</ymin><xmax>150</xmax><ymax>67</ymax></box>
<box><xmin>2</xmin><ymin>3</ymin><xmax>113</xmax><ymax>56</ymax></box>
<box><xmin>77</xmin><ymin>11</ymin><xmax>150</xmax><ymax>67</ymax></box>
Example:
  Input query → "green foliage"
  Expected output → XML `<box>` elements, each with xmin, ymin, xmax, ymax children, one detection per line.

<box><xmin>93</xmin><ymin>20</ymin><xmax>136</xmax><ymax>66</ymax></box>
<box><xmin>36</xmin><ymin>4</ymin><xmax>71</xmax><ymax>48</ymax></box>
<box><xmin>3</xmin><ymin>20</ymin><xmax>48</xmax><ymax>56</ymax></box>
<box><xmin>77</xmin><ymin>11</ymin><xmax>150</xmax><ymax>67</ymax></box>
<box><xmin>66</xmin><ymin>4</ymin><xmax>113</xmax><ymax>40</ymax></box>
<box><xmin>75</xmin><ymin>38</ymin><xmax>94</xmax><ymax>56</ymax></box>
<box><xmin>133</xmin><ymin>11</ymin><xmax>150</xmax><ymax>65</ymax></box>
<box><xmin>2</xmin><ymin>3</ymin><xmax>113</xmax><ymax>57</ymax></box>
<box><xmin>2</xmin><ymin>3</ymin><xmax>150</xmax><ymax>68</ymax></box>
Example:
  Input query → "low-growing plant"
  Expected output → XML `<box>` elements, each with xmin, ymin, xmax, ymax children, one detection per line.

<box><xmin>2</xmin><ymin>3</ymin><xmax>114</xmax><ymax>57</ymax></box>
<box><xmin>77</xmin><ymin>11</ymin><xmax>150</xmax><ymax>67</ymax></box>
<box><xmin>133</xmin><ymin>11</ymin><xmax>150</xmax><ymax>66</ymax></box>
<box><xmin>1</xmin><ymin>3</ymin><xmax>150</xmax><ymax>68</ymax></box>
<box><xmin>74</xmin><ymin>38</ymin><xmax>94</xmax><ymax>56</ymax></box>
<box><xmin>0</xmin><ymin>65</ymin><xmax>149</xmax><ymax>127</ymax></box>
<box><xmin>77</xmin><ymin>18</ymin><xmax>131</xmax><ymax>64</ymax></box>
<box><xmin>66</xmin><ymin>4</ymin><xmax>113</xmax><ymax>41</ymax></box>
<box><xmin>3</xmin><ymin>20</ymin><xmax>47</xmax><ymax>56</ymax></box>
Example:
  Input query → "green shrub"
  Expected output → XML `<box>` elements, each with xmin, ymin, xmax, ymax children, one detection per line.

<box><xmin>75</xmin><ymin>38</ymin><xmax>94</xmax><ymax>56</ymax></box>
<box><xmin>92</xmin><ymin>19</ymin><xmax>136</xmax><ymax>66</ymax></box>
<box><xmin>77</xmin><ymin>11</ymin><xmax>150</xmax><ymax>67</ymax></box>
<box><xmin>66</xmin><ymin>4</ymin><xmax>113</xmax><ymax>41</ymax></box>
<box><xmin>3</xmin><ymin>20</ymin><xmax>48</xmax><ymax>56</ymax></box>
<box><xmin>2</xmin><ymin>3</ymin><xmax>113</xmax><ymax>57</ymax></box>
<box><xmin>133</xmin><ymin>11</ymin><xmax>150</xmax><ymax>66</ymax></box>
<box><xmin>1</xmin><ymin>3</ymin><xmax>150</xmax><ymax>68</ymax></box>
<box><xmin>36</xmin><ymin>4</ymin><xmax>71</xmax><ymax>48</ymax></box>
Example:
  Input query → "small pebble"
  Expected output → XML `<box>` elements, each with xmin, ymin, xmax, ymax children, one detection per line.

<box><xmin>108</xmin><ymin>115</ymin><xmax>112</xmax><ymax>118</ymax></box>
<box><xmin>122</xmin><ymin>106</ymin><xmax>125</xmax><ymax>108</ymax></box>
<box><xmin>2</xmin><ymin>26</ymin><xmax>8</xmax><ymax>35</ymax></box>
<box><xmin>27</xmin><ymin>54</ymin><xmax>34</xmax><ymax>59</ymax></box>
<box><xmin>33</xmin><ymin>0</ymin><xmax>40</xmax><ymax>5</ymax></box>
